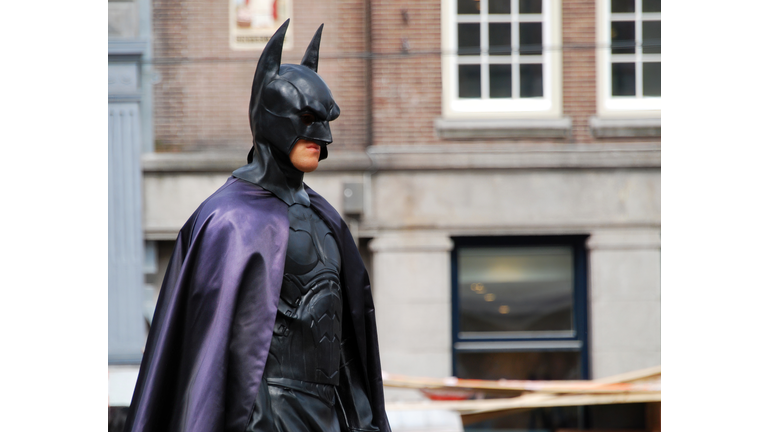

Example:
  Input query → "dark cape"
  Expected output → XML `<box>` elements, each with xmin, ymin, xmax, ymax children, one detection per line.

<box><xmin>124</xmin><ymin>177</ymin><xmax>389</xmax><ymax>432</ymax></box>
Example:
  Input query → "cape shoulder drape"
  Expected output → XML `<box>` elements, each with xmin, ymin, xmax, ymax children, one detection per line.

<box><xmin>123</xmin><ymin>177</ymin><xmax>389</xmax><ymax>432</ymax></box>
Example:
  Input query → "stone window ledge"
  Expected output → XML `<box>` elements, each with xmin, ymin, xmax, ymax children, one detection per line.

<box><xmin>589</xmin><ymin>116</ymin><xmax>661</xmax><ymax>138</ymax></box>
<box><xmin>142</xmin><ymin>150</ymin><xmax>372</xmax><ymax>173</ymax></box>
<box><xmin>434</xmin><ymin>117</ymin><xmax>572</xmax><ymax>139</ymax></box>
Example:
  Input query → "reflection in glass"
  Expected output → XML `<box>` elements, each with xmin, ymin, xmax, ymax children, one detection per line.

<box><xmin>519</xmin><ymin>0</ymin><xmax>542</xmax><ymax>14</ymax></box>
<box><xmin>643</xmin><ymin>0</ymin><xmax>661</xmax><ymax>13</ymax></box>
<box><xmin>458</xmin><ymin>23</ymin><xmax>481</xmax><ymax>55</ymax></box>
<box><xmin>519</xmin><ymin>22</ymin><xmax>543</xmax><ymax>55</ymax></box>
<box><xmin>459</xmin><ymin>65</ymin><xmax>482</xmax><ymax>98</ymax></box>
<box><xmin>643</xmin><ymin>62</ymin><xmax>661</xmax><ymax>96</ymax></box>
<box><xmin>458</xmin><ymin>247</ymin><xmax>573</xmax><ymax>333</ymax></box>
<box><xmin>611</xmin><ymin>0</ymin><xmax>634</xmax><ymax>13</ymax></box>
<box><xmin>488</xmin><ymin>0</ymin><xmax>511</xmax><ymax>14</ymax></box>
<box><xmin>488</xmin><ymin>23</ymin><xmax>512</xmax><ymax>55</ymax></box>
<box><xmin>464</xmin><ymin>407</ymin><xmax>580</xmax><ymax>431</ymax></box>
<box><xmin>489</xmin><ymin>64</ymin><xmax>512</xmax><ymax>98</ymax></box>
<box><xmin>643</xmin><ymin>20</ymin><xmax>661</xmax><ymax>54</ymax></box>
<box><xmin>457</xmin><ymin>351</ymin><xmax>581</xmax><ymax>430</ymax></box>
<box><xmin>611</xmin><ymin>21</ymin><xmax>635</xmax><ymax>54</ymax></box>
<box><xmin>456</xmin><ymin>351</ymin><xmax>580</xmax><ymax>380</ymax></box>
<box><xmin>458</xmin><ymin>0</ymin><xmax>480</xmax><ymax>15</ymax></box>
<box><xmin>612</xmin><ymin>62</ymin><xmax>635</xmax><ymax>96</ymax></box>
<box><xmin>520</xmin><ymin>63</ymin><xmax>543</xmax><ymax>97</ymax></box>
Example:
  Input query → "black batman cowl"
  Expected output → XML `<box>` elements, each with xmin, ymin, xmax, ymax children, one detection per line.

<box><xmin>233</xmin><ymin>20</ymin><xmax>340</xmax><ymax>207</ymax></box>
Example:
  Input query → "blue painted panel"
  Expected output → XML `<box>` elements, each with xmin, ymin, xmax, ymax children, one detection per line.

<box><xmin>108</xmin><ymin>102</ymin><xmax>145</xmax><ymax>364</ymax></box>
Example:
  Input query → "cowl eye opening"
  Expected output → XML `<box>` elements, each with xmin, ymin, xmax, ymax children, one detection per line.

<box><xmin>299</xmin><ymin>112</ymin><xmax>318</xmax><ymax>126</ymax></box>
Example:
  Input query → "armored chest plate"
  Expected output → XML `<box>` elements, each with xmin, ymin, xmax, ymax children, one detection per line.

<box><xmin>264</xmin><ymin>204</ymin><xmax>343</xmax><ymax>385</ymax></box>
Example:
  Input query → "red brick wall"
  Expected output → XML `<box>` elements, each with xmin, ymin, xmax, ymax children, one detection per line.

<box><xmin>368</xmin><ymin>0</ymin><xmax>659</xmax><ymax>146</ymax></box>
<box><xmin>562</xmin><ymin>0</ymin><xmax>597</xmax><ymax>144</ymax></box>
<box><xmin>370</xmin><ymin>0</ymin><xmax>444</xmax><ymax>146</ymax></box>
<box><xmin>152</xmin><ymin>0</ymin><xmax>659</xmax><ymax>152</ymax></box>
<box><xmin>152</xmin><ymin>0</ymin><xmax>368</xmax><ymax>153</ymax></box>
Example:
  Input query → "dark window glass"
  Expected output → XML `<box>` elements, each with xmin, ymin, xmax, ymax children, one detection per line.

<box><xmin>488</xmin><ymin>0</ymin><xmax>511</xmax><ymax>14</ymax></box>
<box><xmin>642</xmin><ymin>20</ymin><xmax>661</xmax><ymax>54</ymax></box>
<box><xmin>612</xmin><ymin>62</ymin><xmax>636</xmax><ymax>96</ymax></box>
<box><xmin>611</xmin><ymin>0</ymin><xmax>634</xmax><ymax>13</ymax></box>
<box><xmin>489</xmin><ymin>64</ymin><xmax>512</xmax><ymax>98</ymax></box>
<box><xmin>519</xmin><ymin>0</ymin><xmax>542</xmax><ymax>14</ymax></box>
<box><xmin>643</xmin><ymin>62</ymin><xmax>661</xmax><ymax>96</ymax></box>
<box><xmin>458</xmin><ymin>64</ymin><xmax>482</xmax><ymax>98</ymax></box>
<box><xmin>520</xmin><ymin>63</ymin><xmax>544</xmax><ymax>97</ymax></box>
<box><xmin>611</xmin><ymin>21</ymin><xmax>635</xmax><ymax>54</ymax></box>
<box><xmin>458</xmin><ymin>247</ymin><xmax>571</xmax><ymax>333</ymax></box>
<box><xmin>643</xmin><ymin>0</ymin><xmax>661</xmax><ymax>13</ymax></box>
<box><xmin>519</xmin><ymin>22</ymin><xmax>543</xmax><ymax>55</ymax></box>
<box><xmin>464</xmin><ymin>407</ymin><xmax>580</xmax><ymax>431</ymax></box>
<box><xmin>457</xmin><ymin>352</ymin><xmax>581</xmax><ymax>431</ymax></box>
<box><xmin>458</xmin><ymin>23</ymin><xmax>481</xmax><ymax>55</ymax></box>
<box><xmin>456</xmin><ymin>351</ymin><xmax>581</xmax><ymax>381</ymax></box>
<box><xmin>453</xmin><ymin>237</ymin><xmax>589</xmax><ymax>431</ymax></box>
<box><xmin>458</xmin><ymin>0</ymin><xmax>480</xmax><ymax>15</ymax></box>
<box><xmin>488</xmin><ymin>23</ymin><xmax>512</xmax><ymax>55</ymax></box>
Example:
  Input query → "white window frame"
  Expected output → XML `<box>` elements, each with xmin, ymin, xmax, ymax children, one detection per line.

<box><xmin>441</xmin><ymin>0</ymin><xmax>562</xmax><ymax>119</ymax></box>
<box><xmin>596</xmin><ymin>0</ymin><xmax>661</xmax><ymax>118</ymax></box>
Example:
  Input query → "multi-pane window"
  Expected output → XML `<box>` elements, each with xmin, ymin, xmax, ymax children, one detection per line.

<box><xmin>608</xmin><ymin>0</ymin><xmax>661</xmax><ymax>98</ymax></box>
<box><xmin>452</xmin><ymin>236</ymin><xmax>588</xmax><ymax>430</ymax></box>
<box><xmin>457</xmin><ymin>0</ymin><xmax>545</xmax><ymax>99</ymax></box>
<box><xmin>443</xmin><ymin>0</ymin><xmax>560</xmax><ymax>116</ymax></box>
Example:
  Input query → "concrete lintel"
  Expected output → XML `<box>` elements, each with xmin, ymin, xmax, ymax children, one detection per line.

<box><xmin>586</xmin><ymin>229</ymin><xmax>661</xmax><ymax>250</ymax></box>
<box><xmin>366</xmin><ymin>143</ymin><xmax>661</xmax><ymax>170</ymax></box>
<box><xmin>142</xmin><ymin>150</ymin><xmax>371</xmax><ymax>173</ymax></box>
<box><xmin>369</xmin><ymin>231</ymin><xmax>454</xmax><ymax>253</ymax></box>
<box><xmin>108</xmin><ymin>39</ymin><xmax>150</xmax><ymax>56</ymax></box>
<box><xmin>589</xmin><ymin>116</ymin><xmax>661</xmax><ymax>138</ymax></box>
<box><xmin>435</xmin><ymin>117</ymin><xmax>572</xmax><ymax>139</ymax></box>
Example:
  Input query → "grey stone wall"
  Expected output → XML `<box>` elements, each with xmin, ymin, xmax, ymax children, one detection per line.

<box><xmin>142</xmin><ymin>143</ymin><xmax>660</xmax><ymax>393</ymax></box>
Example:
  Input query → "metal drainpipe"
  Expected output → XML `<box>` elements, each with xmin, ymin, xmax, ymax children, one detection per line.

<box><xmin>362</xmin><ymin>0</ymin><xmax>376</xmax><ymax>223</ymax></box>
<box><xmin>365</xmin><ymin>0</ymin><xmax>373</xmax><ymax>148</ymax></box>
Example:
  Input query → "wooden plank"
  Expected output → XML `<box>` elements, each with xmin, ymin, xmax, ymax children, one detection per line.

<box><xmin>383</xmin><ymin>373</ymin><xmax>660</xmax><ymax>394</ymax></box>
<box><xmin>385</xmin><ymin>392</ymin><xmax>661</xmax><ymax>413</ymax></box>
<box><xmin>593</xmin><ymin>365</ymin><xmax>662</xmax><ymax>384</ymax></box>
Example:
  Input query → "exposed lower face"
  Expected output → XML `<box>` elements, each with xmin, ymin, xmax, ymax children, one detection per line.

<box><xmin>289</xmin><ymin>139</ymin><xmax>322</xmax><ymax>173</ymax></box>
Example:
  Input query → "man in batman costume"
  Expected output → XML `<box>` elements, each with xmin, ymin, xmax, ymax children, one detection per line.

<box><xmin>124</xmin><ymin>20</ymin><xmax>390</xmax><ymax>432</ymax></box>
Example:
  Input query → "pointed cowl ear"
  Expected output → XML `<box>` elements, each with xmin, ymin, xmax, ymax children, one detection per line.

<box><xmin>249</xmin><ymin>19</ymin><xmax>290</xmax><ymax>134</ymax></box>
<box><xmin>301</xmin><ymin>24</ymin><xmax>324</xmax><ymax>73</ymax></box>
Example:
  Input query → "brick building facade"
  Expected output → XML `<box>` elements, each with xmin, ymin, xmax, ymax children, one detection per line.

<box><xmin>150</xmin><ymin>0</ymin><xmax>659</xmax><ymax>151</ymax></box>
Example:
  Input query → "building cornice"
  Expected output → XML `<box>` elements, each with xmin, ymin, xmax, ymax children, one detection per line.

<box><xmin>142</xmin><ymin>142</ymin><xmax>660</xmax><ymax>173</ymax></box>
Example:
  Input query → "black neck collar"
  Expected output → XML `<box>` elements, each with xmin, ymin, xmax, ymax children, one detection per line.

<box><xmin>232</xmin><ymin>140</ymin><xmax>310</xmax><ymax>207</ymax></box>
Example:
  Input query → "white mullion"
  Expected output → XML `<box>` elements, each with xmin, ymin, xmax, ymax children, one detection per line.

<box><xmin>518</xmin><ymin>55</ymin><xmax>544</xmax><ymax>63</ymax></box>
<box><xmin>635</xmin><ymin>0</ymin><xmax>642</xmax><ymax>98</ymax></box>
<box><xmin>480</xmin><ymin>0</ymin><xmax>489</xmax><ymax>99</ymax></box>
<box><xmin>457</xmin><ymin>55</ymin><xmax>484</xmax><ymax>64</ymax></box>
<box><xmin>517</xmin><ymin>14</ymin><xmax>544</xmax><ymax>22</ymax></box>
<box><xmin>611</xmin><ymin>53</ymin><xmax>635</xmax><ymax>62</ymax></box>
<box><xmin>512</xmin><ymin>0</ymin><xmax>520</xmax><ymax>99</ymax></box>
<box><xmin>488</xmin><ymin>56</ymin><xmax>514</xmax><ymax>64</ymax></box>
<box><xmin>456</xmin><ymin>15</ymin><xmax>481</xmax><ymax>23</ymax></box>
<box><xmin>488</xmin><ymin>14</ymin><xmax>520</xmax><ymax>22</ymax></box>
<box><xmin>610</xmin><ymin>12</ymin><xmax>635</xmax><ymax>21</ymax></box>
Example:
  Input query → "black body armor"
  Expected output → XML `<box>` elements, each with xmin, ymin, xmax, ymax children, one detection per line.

<box><xmin>263</xmin><ymin>203</ymin><xmax>343</xmax><ymax>385</ymax></box>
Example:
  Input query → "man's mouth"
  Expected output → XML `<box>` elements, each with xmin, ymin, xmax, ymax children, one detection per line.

<box><xmin>307</xmin><ymin>143</ymin><xmax>320</xmax><ymax>151</ymax></box>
